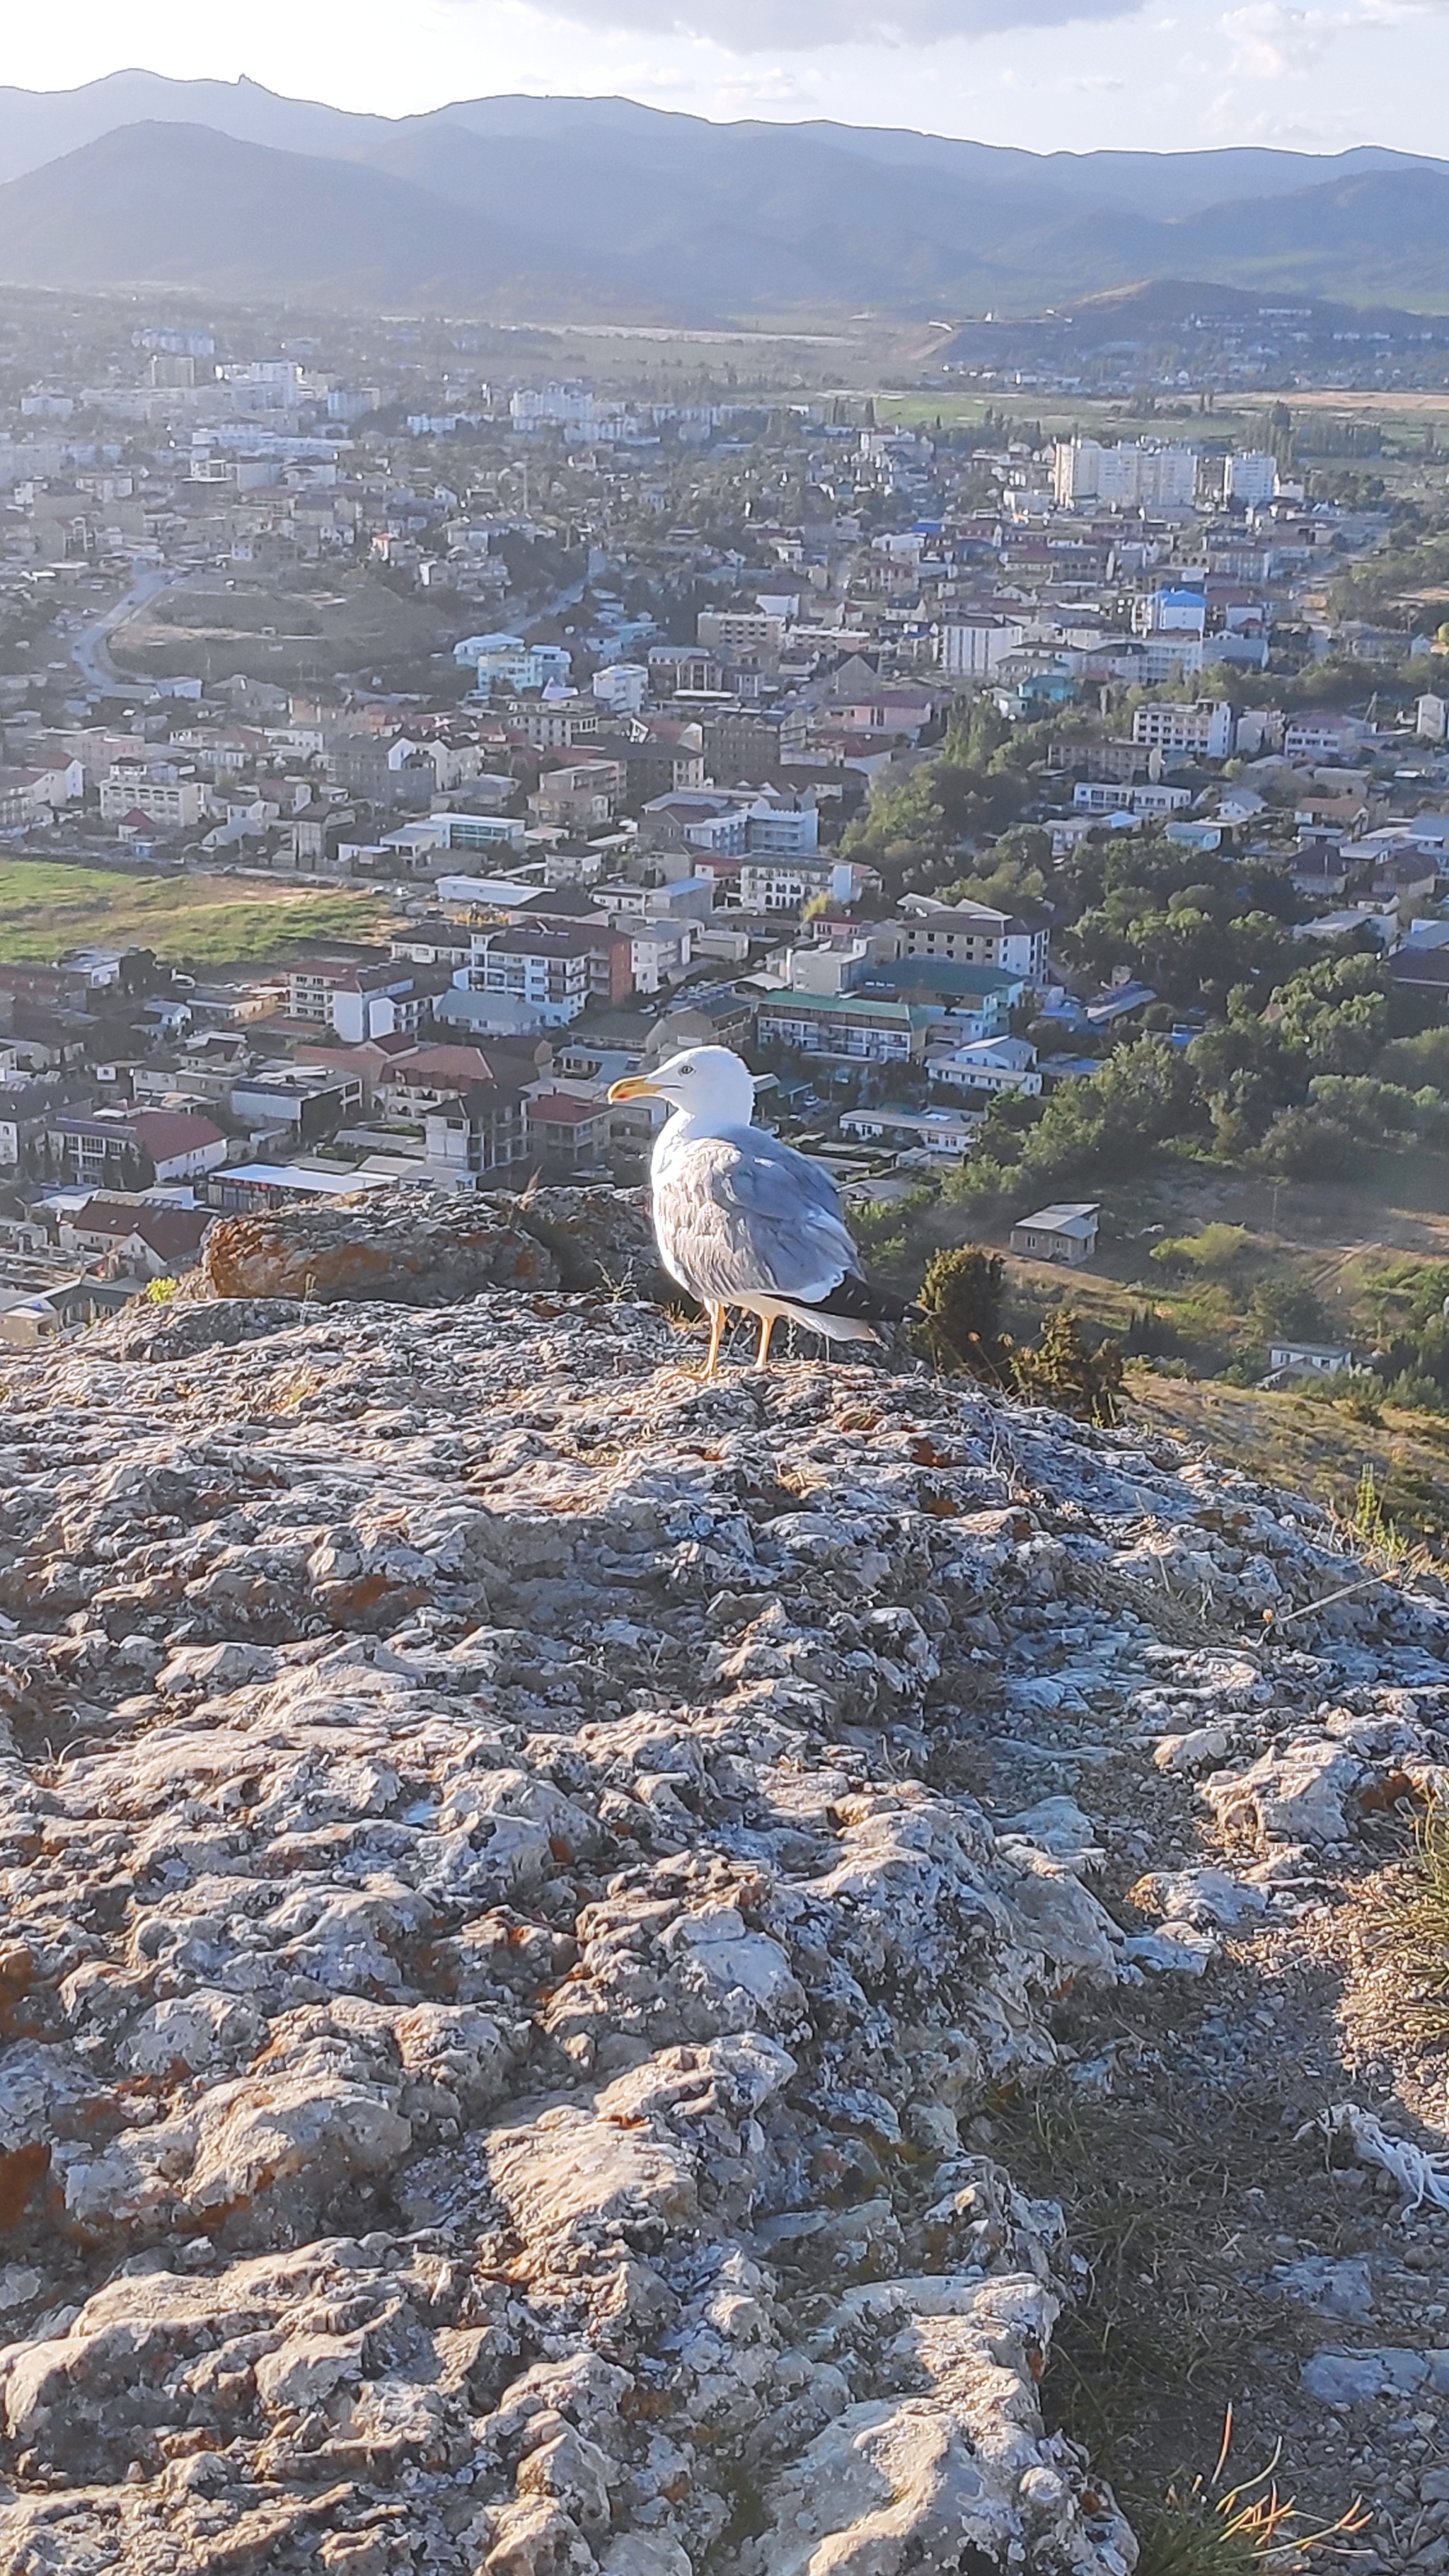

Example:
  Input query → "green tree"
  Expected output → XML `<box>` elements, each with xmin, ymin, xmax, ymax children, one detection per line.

<box><xmin>1272</xmin><ymin>952</ymin><xmax>1390</xmax><ymax>1075</ymax></box>
<box><xmin>916</xmin><ymin>1246</ymin><xmax>1009</xmax><ymax>1380</ymax></box>
<box><xmin>1013</xmin><ymin>1310</ymin><xmax>1125</xmax><ymax>1424</ymax></box>
<box><xmin>1249</xmin><ymin>1276</ymin><xmax>1327</xmax><ymax>1340</ymax></box>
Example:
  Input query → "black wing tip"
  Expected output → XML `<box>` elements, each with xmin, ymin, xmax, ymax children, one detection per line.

<box><xmin>799</xmin><ymin>1274</ymin><xmax>921</xmax><ymax>1326</ymax></box>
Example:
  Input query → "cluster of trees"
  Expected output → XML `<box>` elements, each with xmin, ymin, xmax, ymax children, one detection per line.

<box><xmin>1058</xmin><ymin>836</ymin><xmax>1305</xmax><ymax>1013</ymax></box>
<box><xmin>839</xmin><ymin>702</ymin><xmax>1102</xmax><ymax>901</ymax></box>
<box><xmin>945</xmin><ymin>951</ymin><xmax>1442</xmax><ymax>1213</ymax></box>
<box><xmin>948</xmin><ymin>1033</ymin><xmax>1204</xmax><ymax>1212</ymax></box>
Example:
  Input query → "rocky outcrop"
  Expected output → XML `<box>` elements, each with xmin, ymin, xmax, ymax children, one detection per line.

<box><xmin>199</xmin><ymin>1183</ymin><xmax>668</xmax><ymax>1307</ymax></box>
<box><xmin>1</xmin><ymin>1221</ymin><xmax>1447</xmax><ymax>2572</ymax></box>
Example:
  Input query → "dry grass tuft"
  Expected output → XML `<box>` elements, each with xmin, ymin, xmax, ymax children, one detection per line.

<box><xmin>987</xmin><ymin>2081</ymin><xmax>1290</xmax><ymax>2470</ymax></box>
<box><xmin>1137</xmin><ymin>2421</ymin><xmax>1370</xmax><ymax>2575</ymax></box>
<box><xmin>1361</xmin><ymin>1795</ymin><xmax>1449</xmax><ymax>2043</ymax></box>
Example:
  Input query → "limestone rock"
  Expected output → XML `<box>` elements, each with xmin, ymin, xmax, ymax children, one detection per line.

<box><xmin>0</xmin><ymin>1191</ymin><xmax>1445</xmax><ymax>2568</ymax></box>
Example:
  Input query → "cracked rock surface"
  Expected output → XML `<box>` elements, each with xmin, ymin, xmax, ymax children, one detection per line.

<box><xmin>3</xmin><ymin>1255</ymin><xmax>1449</xmax><ymax>2572</ymax></box>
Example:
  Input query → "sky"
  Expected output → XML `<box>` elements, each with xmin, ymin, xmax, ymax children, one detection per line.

<box><xmin>4</xmin><ymin>0</ymin><xmax>1446</xmax><ymax>161</ymax></box>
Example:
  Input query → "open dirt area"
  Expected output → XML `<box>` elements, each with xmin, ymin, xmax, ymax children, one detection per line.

<box><xmin>108</xmin><ymin>572</ymin><xmax>460</xmax><ymax>686</ymax></box>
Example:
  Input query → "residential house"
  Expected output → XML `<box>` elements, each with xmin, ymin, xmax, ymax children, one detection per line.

<box><xmin>455</xmin><ymin>633</ymin><xmax>572</xmax><ymax>692</ymax></box>
<box><xmin>55</xmin><ymin>1195</ymin><xmax>213</xmax><ymax>1280</ymax></box>
<box><xmin>0</xmin><ymin>758</ymin><xmax>83</xmax><ymax>820</ymax></box>
<box><xmin>524</xmin><ymin>1092</ymin><xmax>613</xmax><ymax>1169</ymax></box>
<box><xmin>931</xmin><ymin>1036</ymin><xmax>1042</xmax><ymax>1097</ymax></box>
<box><xmin>1009</xmin><ymin>1202</ymin><xmax>1100</xmax><ymax>1265</ymax></box>
<box><xmin>839</xmin><ymin>1106</ymin><xmax>983</xmax><ymax>1156</ymax></box>
<box><xmin>1290</xmin><ymin>846</ymin><xmax>1351</xmax><ymax>901</ymax></box>
<box><xmin>1073</xmin><ymin>780</ymin><xmax>1193</xmax><ymax>818</ymax></box>
<box><xmin>50</xmin><ymin>1107</ymin><xmax>229</xmax><ymax>1186</ymax></box>
<box><xmin>1264</xmin><ymin>1336</ymin><xmax>1360</xmax><ymax>1380</ymax></box>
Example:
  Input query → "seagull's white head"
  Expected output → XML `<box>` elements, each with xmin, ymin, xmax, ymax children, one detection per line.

<box><xmin>608</xmin><ymin>1044</ymin><xmax>758</xmax><ymax>1128</ymax></box>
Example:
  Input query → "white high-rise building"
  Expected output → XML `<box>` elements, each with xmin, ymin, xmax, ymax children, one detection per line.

<box><xmin>936</xmin><ymin>617</ymin><xmax>1025</xmax><ymax>679</ymax></box>
<box><xmin>1053</xmin><ymin>438</ymin><xmax>1199</xmax><ymax>510</ymax></box>
<box><xmin>1225</xmin><ymin>451</ymin><xmax>1278</xmax><ymax>505</ymax></box>
<box><xmin>510</xmin><ymin>383</ymin><xmax>596</xmax><ymax>434</ymax></box>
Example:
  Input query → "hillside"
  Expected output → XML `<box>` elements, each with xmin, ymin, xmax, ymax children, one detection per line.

<box><xmin>0</xmin><ymin>122</ymin><xmax>615</xmax><ymax>316</ymax></box>
<box><xmin>3</xmin><ymin>1184</ymin><xmax>1449</xmax><ymax>2568</ymax></box>
<box><xmin>0</xmin><ymin>79</ymin><xmax>1443</xmax><ymax>316</ymax></box>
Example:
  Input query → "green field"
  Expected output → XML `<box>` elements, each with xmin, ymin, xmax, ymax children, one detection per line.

<box><xmin>0</xmin><ymin>861</ymin><xmax>388</xmax><ymax>968</ymax></box>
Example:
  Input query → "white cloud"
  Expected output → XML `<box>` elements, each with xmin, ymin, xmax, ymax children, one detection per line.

<box><xmin>490</xmin><ymin>0</ymin><xmax>1141</xmax><ymax>52</ymax></box>
<box><xmin>1218</xmin><ymin>0</ymin><xmax>1426</xmax><ymax>79</ymax></box>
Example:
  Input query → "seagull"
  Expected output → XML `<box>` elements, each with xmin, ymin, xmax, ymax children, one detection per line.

<box><xmin>609</xmin><ymin>1044</ymin><xmax>917</xmax><ymax>1376</ymax></box>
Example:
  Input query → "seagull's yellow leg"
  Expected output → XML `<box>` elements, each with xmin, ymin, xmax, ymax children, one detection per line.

<box><xmin>755</xmin><ymin>1314</ymin><xmax>776</xmax><ymax>1372</ymax></box>
<box><xmin>704</xmin><ymin>1303</ymin><xmax>727</xmax><ymax>1380</ymax></box>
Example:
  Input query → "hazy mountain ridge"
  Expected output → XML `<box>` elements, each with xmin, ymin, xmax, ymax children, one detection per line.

<box><xmin>0</xmin><ymin>76</ymin><xmax>1443</xmax><ymax>318</ymax></box>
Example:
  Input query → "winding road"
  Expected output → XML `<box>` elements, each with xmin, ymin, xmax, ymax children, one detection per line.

<box><xmin>71</xmin><ymin>567</ymin><xmax>173</xmax><ymax>694</ymax></box>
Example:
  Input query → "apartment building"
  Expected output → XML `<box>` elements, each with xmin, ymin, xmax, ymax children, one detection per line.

<box><xmin>904</xmin><ymin>899</ymin><xmax>1051</xmax><ymax>983</ymax></box>
<box><xmin>504</xmin><ymin>698</ymin><xmax>601</xmax><ymax>751</ymax></box>
<box><xmin>1131</xmin><ymin>588</ymin><xmax>1207</xmax><ymax>638</ymax></box>
<box><xmin>935</xmin><ymin>617</ymin><xmax>1025</xmax><ymax>680</ymax></box>
<box><xmin>467</xmin><ymin>923</ymin><xmax>630</xmax><ymax>1026</ymax></box>
<box><xmin>422</xmin><ymin>1081</ymin><xmax>529</xmax><ymax>1179</ymax></box>
<box><xmin>98</xmin><ymin>763</ymin><xmax>208</xmax><ymax>830</ymax></box>
<box><xmin>1131</xmin><ymin>700</ymin><xmax>1235</xmax><ymax>759</ymax></box>
<box><xmin>1053</xmin><ymin>439</ymin><xmax>1198</xmax><ymax>509</ymax></box>
<box><xmin>1283</xmin><ymin>712</ymin><xmax>1370</xmax><ymax>762</ymax></box>
<box><xmin>328</xmin><ymin>964</ymin><xmax>451</xmax><ymax>1046</ymax></box>
<box><xmin>754</xmin><ymin>990</ymin><xmax>931</xmax><ymax>1063</ymax></box>
<box><xmin>529</xmin><ymin>760</ymin><xmax>623</xmax><ymax>831</ymax></box>
<box><xmin>525</xmin><ymin>1092</ymin><xmax>613</xmax><ymax>1168</ymax></box>
<box><xmin>696</xmin><ymin>609</ymin><xmax>786</xmax><ymax>657</ymax></box>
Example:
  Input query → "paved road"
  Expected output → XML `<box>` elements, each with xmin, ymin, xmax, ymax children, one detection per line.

<box><xmin>71</xmin><ymin>567</ymin><xmax>173</xmax><ymax>693</ymax></box>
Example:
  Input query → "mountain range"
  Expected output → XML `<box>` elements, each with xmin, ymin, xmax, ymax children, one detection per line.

<box><xmin>0</xmin><ymin>73</ymin><xmax>1445</xmax><ymax>323</ymax></box>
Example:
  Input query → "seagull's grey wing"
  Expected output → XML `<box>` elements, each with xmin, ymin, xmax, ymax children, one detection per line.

<box><xmin>655</xmin><ymin>1128</ymin><xmax>862</xmax><ymax>1307</ymax></box>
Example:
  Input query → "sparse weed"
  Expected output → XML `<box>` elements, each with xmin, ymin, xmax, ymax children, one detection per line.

<box><xmin>1137</xmin><ymin>2422</ymin><xmax>1369</xmax><ymax>2576</ymax></box>
<box><xmin>1329</xmin><ymin>1462</ymin><xmax>1438</xmax><ymax>1584</ymax></box>
<box><xmin>1365</xmin><ymin>1795</ymin><xmax>1449</xmax><ymax>2042</ymax></box>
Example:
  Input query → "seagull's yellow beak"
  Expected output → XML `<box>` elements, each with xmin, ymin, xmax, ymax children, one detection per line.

<box><xmin>608</xmin><ymin>1074</ymin><xmax>664</xmax><ymax>1102</ymax></box>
